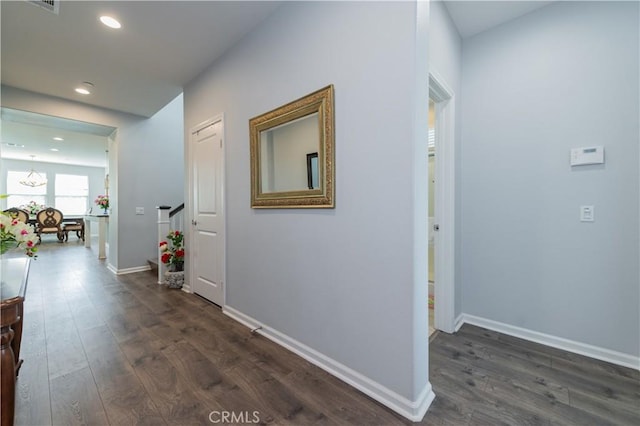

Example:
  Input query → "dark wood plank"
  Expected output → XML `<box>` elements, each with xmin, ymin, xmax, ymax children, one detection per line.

<box><xmin>44</xmin><ymin>317</ymin><xmax>90</xmax><ymax>380</ymax></box>
<box><xmin>431</xmin><ymin>333</ymin><xmax>571</xmax><ymax>405</ymax></box>
<box><xmin>161</xmin><ymin>340</ymin><xmax>282</xmax><ymax>423</ymax></box>
<box><xmin>224</xmin><ymin>358</ymin><xmax>330</xmax><ymax>424</ymax></box>
<box><xmin>277</xmin><ymin>369</ymin><xmax>409</xmax><ymax>425</ymax></box>
<box><xmin>119</xmin><ymin>333</ymin><xmax>212</xmax><ymax>425</ymax></box>
<box><xmin>14</xmin><ymin>343</ymin><xmax>51</xmax><ymax>426</ymax></box>
<box><xmin>462</xmin><ymin>324</ymin><xmax>640</xmax><ymax>381</ymax></box>
<box><xmin>49</xmin><ymin>367</ymin><xmax>110</xmax><ymax>425</ymax></box>
<box><xmin>13</xmin><ymin>242</ymin><xmax>640</xmax><ymax>426</ymax></box>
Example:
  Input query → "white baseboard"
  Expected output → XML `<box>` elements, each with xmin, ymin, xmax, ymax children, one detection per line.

<box><xmin>111</xmin><ymin>265</ymin><xmax>151</xmax><ymax>275</ymax></box>
<box><xmin>223</xmin><ymin>305</ymin><xmax>435</xmax><ymax>422</ymax></box>
<box><xmin>460</xmin><ymin>314</ymin><xmax>640</xmax><ymax>371</ymax></box>
<box><xmin>454</xmin><ymin>313</ymin><xmax>464</xmax><ymax>332</ymax></box>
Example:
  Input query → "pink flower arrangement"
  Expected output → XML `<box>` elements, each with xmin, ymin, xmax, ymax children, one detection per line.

<box><xmin>95</xmin><ymin>195</ymin><xmax>109</xmax><ymax>210</ymax></box>
<box><xmin>1</xmin><ymin>213</ymin><xmax>39</xmax><ymax>257</ymax></box>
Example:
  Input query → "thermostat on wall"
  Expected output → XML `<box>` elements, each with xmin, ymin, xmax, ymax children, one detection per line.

<box><xmin>570</xmin><ymin>146</ymin><xmax>604</xmax><ymax>166</ymax></box>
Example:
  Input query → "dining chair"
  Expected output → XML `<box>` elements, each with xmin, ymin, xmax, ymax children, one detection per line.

<box><xmin>62</xmin><ymin>219</ymin><xmax>85</xmax><ymax>242</ymax></box>
<box><xmin>35</xmin><ymin>208</ymin><xmax>64</xmax><ymax>243</ymax></box>
<box><xmin>2</xmin><ymin>208</ymin><xmax>29</xmax><ymax>223</ymax></box>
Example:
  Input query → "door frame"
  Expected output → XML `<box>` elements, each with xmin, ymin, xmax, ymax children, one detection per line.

<box><xmin>186</xmin><ymin>114</ymin><xmax>226</xmax><ymax>305</ymax></box>
<box><xmin>429</xmin><ymin>71</ymin><xmax>456</xmax><ymax>333</ymax></box>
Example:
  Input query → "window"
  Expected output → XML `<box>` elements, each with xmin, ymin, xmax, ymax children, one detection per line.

<box><xmin>55</xmin><ymin>174</ymin><xmax>89</xmax><ymax>215</ymax></box>
<box><xmin>6</xmin><ymin>171</ymin><xmax>47</xmax><ymax>209</ymax></box>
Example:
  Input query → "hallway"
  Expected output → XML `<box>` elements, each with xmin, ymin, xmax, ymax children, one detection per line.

<box><xmin>14</xmin><ymin>241</ymin><xmax>411</xmax><ymax>425</ymax></box>
<box><xmin>11</xmin><ymin>240</ymin><xmax>640</xmax><ymax>425</ymax></box>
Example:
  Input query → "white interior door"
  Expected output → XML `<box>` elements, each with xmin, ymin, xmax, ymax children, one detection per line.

<box><xmin>191</xmin><ymin>119</ymin><xmax>225</xmax><ymax>306</ymax></box>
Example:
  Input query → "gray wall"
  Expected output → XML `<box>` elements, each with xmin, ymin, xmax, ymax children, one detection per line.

<box><xmin>460</xmin><ymin>1</ymin><xmax>639</xmax><ymax>356</ymax></box>
<box><xmin>429</xmin><ymin>0</ymin><xmax>463</xmax><ymax>317</ymax></box>
<box><xmin>184</xmin><ymin>1</ymin><xmax>430</xmax><ymax>402</ymax></box>
<box><xmin>117</xmin><ymin>93</ymin><xmax>184</xmax><ymax>269</ymax></box>
<box><xmin>1</xmin><ymin>86</ymin><xmax>185</xmax><ymax>270</ymax></box>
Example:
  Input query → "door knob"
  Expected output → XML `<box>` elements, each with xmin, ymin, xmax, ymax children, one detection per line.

<box><xmin>433</xmin><ymin>224</ymin><xmax>440</xmax><ymax>231</ymax></box>
<box><xmin>192</xmin><ymin>219</ymin><xmax>197</xmax><ymax>226</ymax></box>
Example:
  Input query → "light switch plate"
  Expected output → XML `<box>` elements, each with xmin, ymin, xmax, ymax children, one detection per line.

<box><xmin>580</xmin><ymin>205</ymin><xmax>594</xmax><ymax>222</ymax></box>
<box><xmin>135</xmin><ymin>207</ymin><xmax>144</xmax><ymax>215</ymax></box>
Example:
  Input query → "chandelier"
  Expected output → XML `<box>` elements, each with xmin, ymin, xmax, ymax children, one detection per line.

<box><xmin>20</xmin><ymin>155</ymin><xmax>47</xmax><ymax>187</ymax></box>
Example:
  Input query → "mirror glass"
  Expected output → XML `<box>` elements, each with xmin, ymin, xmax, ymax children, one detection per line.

<box><xmin>260</xmin><ymin>113</ymin><xmax>319</xmax><ymax>193</ymax></box>
<box><xmin>250</xmin><ymin>85</ymin><xmax>334</xmax><ymax>208</ymax></box>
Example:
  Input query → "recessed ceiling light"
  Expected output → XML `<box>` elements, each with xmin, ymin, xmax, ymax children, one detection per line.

<box><xmin>50</xmin><ymin>148</ymin><xmax>59</xmax><ymax>152</ymax></box>
<box><xmin>100</xmin><ymin>15</ymin><xmax>121</xmax><ymax>29</ymax></box>
<box><xmin>53</xmin><ymin>137</ymin><xmax>64</xmax><ymax>141</ymax></box>
<box><xmin>75</xmin><ymin>81</ymin><xmax>94</xmax><ymax>95</ymax></box>
<box><xmin>5</xmin><ymin>142</ymin><xmax>25</xmax><ymax>148</ymax></box>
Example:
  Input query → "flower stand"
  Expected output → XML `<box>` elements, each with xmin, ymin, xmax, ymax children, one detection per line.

<box><xmin>165</xmin><ymin>270</ymin><xmax>184</xmax><ymax>289</ymax></box>
<box><xmin>164</xmin><ymin>271</ymin><xmax>184</xmax><ymax>288</ymax></box>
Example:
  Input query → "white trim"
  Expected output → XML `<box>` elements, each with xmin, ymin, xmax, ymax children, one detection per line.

<box><xmin>429</xmin><ymin>70</ymin><xmax>456</xmax><ymax>334</ymax></box>
<box><xmin>223</xmin><ymin>306</ymin><xmax>436</xmax><ymax>421</ymax></box>
<box><xmin>109</xmin><ymin>264</ymin><xmax>151</xmax><ymax>275</ymax></box>
<box><xmin>460</xmin><ymin>314</ymin><xmax>640</xmax><ymax>371</ymax></box>
<box><xmin>454</xmin><ymin>313</ymin><xmax>465</xmax><ymax>332</ymax></box>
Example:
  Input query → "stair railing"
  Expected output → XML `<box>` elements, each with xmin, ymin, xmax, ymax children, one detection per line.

<box><xmin>157</xmin><ymin>203</ymin><xmax>185</xmax><ymax>284</ymax></box>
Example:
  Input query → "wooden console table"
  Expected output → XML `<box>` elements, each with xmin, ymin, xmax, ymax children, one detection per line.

<box><xmin>0</xmin><ymin>258</ymin><xmax>30</xmax><ymax>426</ymax></box>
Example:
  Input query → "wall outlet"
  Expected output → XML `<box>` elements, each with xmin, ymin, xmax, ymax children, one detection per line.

<box><xmin>135</xmin><ymin>207</ymin><xmax>144</xmax><ymax>215</ymax></box>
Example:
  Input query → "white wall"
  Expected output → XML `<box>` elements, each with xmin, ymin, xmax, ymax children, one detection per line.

<box><xmin>1</xmin><ymin>86</ymin><xmax>184</xmax><ymax>270</ymax></box>
<box><xmin>429</xmin><ymin>0</ymin><xmax>463</xmax><ymax>317</ymax></box>
<box><xmin>460</xmin><ymin>1</ymin><xmax>639</xmax><ymax>357</ymax></box>
<box><xmin>184</xmin><ymin>0</ymin><xmax>431</xmax><ymax>416</ymax></box>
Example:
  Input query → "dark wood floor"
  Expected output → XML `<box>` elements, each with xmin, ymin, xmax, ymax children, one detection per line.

<box><xmin>12</xmin><ymin>237</ymin><xmax>640</xmax><ymax>425</ymax></box>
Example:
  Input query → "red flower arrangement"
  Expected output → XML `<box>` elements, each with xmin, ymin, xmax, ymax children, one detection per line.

<box><xmin>159</xmin><ymin>230</ymin><xmax>184</xmax><ymax>271</ymax></box>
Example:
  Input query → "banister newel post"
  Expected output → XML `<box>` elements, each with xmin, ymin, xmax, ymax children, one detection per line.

<box><xmin>157</xmin><ymin>206</ymin><xmax>171</xmax><ymax>284</ymax></box>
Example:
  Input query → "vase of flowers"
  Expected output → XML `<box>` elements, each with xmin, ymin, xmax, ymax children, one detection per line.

<box><xmin>20</xmin><ymin>201</ymin><xmax>46</xmax><ymax>216</ymax></box>
<box><xmin>1</xmin><ymin>212</ymin><xmax>39</xmax><ymax>257</ymax></box>
<box><xmin>95</xmin><ymin>195</ymin><xmax>109</xmax><ymax>214</ymax></box>
<box><xmin>159</xmin><ymin>230</ymin><xmax>184</xmax><ymax>288</ymax></box>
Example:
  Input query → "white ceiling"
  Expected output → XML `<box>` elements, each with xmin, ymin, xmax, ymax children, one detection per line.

<box><xmin>1</xmin><ymin>0</ymin><xmax>281</xmax><ymax>167</ymax></box>
<box><xmin>1</xmin><ymin>107</ymin><xmax>114</xmax><ymax>168</ymax></box>
<box><xmin>1</xmin><ymin>0</ymin><xmax>282</xmax><ymax>118</ymax></box>
<box><xmin>0</xmin><ymin>0</ymin><xmax>554</xmax><ymax>168</ymax></box>
<box><xmin>444</xmin><ymin>0</ymin><xmax>554</xmax><ymax>39</ymax></box>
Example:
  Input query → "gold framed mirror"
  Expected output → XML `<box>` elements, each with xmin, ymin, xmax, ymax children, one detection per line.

<box><xmin>250</xmin><ymin>85</ymin><xmax>335</xmax><ymax>208</ymax></box>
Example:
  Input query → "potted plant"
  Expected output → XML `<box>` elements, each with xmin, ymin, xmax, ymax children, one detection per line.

<box><xmin>159</xmin><ymin>230</ymin><xmax>184</xmax><ymax>288</ymax></box>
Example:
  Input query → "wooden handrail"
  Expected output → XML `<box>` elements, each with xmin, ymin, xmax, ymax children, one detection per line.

<box><xmin>169</xmin><ymin>203</ymin><xmax>184</xmax><ymax>218</ymax></box>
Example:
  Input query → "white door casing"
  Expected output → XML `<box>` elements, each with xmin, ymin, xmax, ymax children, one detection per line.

<box><xmin>429</xmin><ymin>71</ymin><xmax>456</xmax><ymax>333</ymax></box>
<box><xmin>190</xmin><ymin>117</ymin><xmax>225</xmax><ymax>306</ymax></box>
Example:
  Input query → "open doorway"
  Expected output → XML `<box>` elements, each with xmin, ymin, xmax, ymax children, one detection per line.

<box><xmin>428</xmin><ymin>72</ymin><xmax>456</xmax><ymax>334</ymax></box>
<box><xmin>428</xmin><ymin>99</ymin><xmax>436</xmax><ymax>336</ymax></box>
